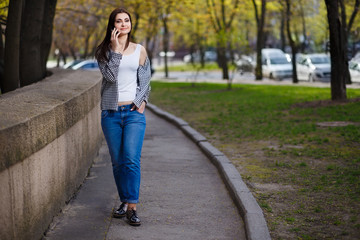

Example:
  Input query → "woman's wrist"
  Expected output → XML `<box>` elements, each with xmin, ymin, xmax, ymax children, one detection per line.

<box><xmin>110</xmin><ymin>48</ymin><xmax>122</xmax><ymax>55</ymax></box>
<box><xmin>113</xmin><ymin>48</ymin><xmax>121</xmax><ymax>54</ymax></box>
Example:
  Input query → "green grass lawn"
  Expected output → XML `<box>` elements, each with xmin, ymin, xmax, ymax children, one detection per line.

<box><xmin>149</xmin><ymin>81</ymin><xmax>360</xmax><ymax>239</ymax></box>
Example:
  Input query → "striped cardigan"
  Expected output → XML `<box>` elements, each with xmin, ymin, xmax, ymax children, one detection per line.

<box><xmin>98</xmin><ymin>49</ymin><xmax>151</xmax><ymax>111</ymax></box>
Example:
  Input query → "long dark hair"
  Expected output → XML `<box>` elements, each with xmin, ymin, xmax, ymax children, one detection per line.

<box><xmin>95</xmin><ymin>8</ymin><xmax>132</xmax><ymax>63</ymax></box>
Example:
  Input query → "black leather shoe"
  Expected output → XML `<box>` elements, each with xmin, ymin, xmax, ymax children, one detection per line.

<box><xmin>113</xmin><ymin>202</ymin><xmax>127</xmax><ymax>218</ymax></box>
<box><xmin>126</xmin><ymin>209</ymin><xmax>141</xmax><ymax>226</ymax></box>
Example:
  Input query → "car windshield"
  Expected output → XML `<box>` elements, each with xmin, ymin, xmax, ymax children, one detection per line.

<box><xmin>310</xmin><ymin>56</ymin><xmax>330</xmax><ymax>64</ymax></box>
<box><xmin>270</xmin><ymin>58</ymin><xmax>289</xmax><ymax>64</ymax></box>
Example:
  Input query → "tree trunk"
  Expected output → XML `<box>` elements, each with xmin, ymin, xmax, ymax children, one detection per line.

<box><xmin>41</xmin><ymin>0</ymin><xmax>57</xmax><ymax>75</ymax></box>
<box><xmin>339</xmin><ymin>0</ymin><xmax>352</xmax><ymax>84</ymax></box>
<box><xmin>0</xmin><ymin>23</ymin><xmax>3</xmax><ymax>60</ymax></box>
<box><xmin>132</xmin><ymin>9</ymin><xmax>140</xmax><ymax>42</ymax></box>
<box><xmin>255</xmin><ymin>30</ymin><xmax>263</xmax><ymax>80</ymax></box>
<box><xmin>3</xmin><ymin>0</ymin><xmax>24</xmax><ymax>93</ymax></box>
<box><xmin>253</xmin><ymin>0</ymin><xmax>266</xmax><ymax>80</ymax></box>
<box><xmin>145</xmin><ymin>36</ymin><xmax>154</xmax><ymax>65</ymax></box>
<box><xmin>61</xmin><ymin>51</ymin><xmax>67</xmax><ymax>65</ymax></box>
<box><xmin>0</xmin><ymin>22</ymin><xmax>4</xmax><ymax>92</ymax></box>
<box><xmin>286</xmin><ymin>0</ymin><xmax>298</xmax><ymax>83</ymax></box>
<box><xmin>217</xmin><ymin>46</ymin><xmax>229</xmax><ymax>80</ymax></box>
<box><xmin>162</xmin><ymin>16</ymin><xmax>169</xmax><ymax>78</ymax></box>
<box><xmin>20</xmin><ymin>0</ymin><xmax>45</xmax><ymax>87</ymax></box>
<box><xmin>325</xmin><ymin>0</ymin><xmax>347</xmax><ymax>100</ymax></box>
<box><xmin>299</xmin><ymin>0</ymin><xmax>307</xmax><ymax>52</ymax></box>
<box><xmin>82</xmin><ymin>33</ymin><xmax>91</xmax><ymax>59</ymax></box>
<box><xmin>280</xmin><ymin>9</ymin><xmax>286</xmax><ymax>52</ymax></box>
<box><xmin>70</xmin><ymin>46</ymin><xmax>77</xmax><ymax>60</ymax></box>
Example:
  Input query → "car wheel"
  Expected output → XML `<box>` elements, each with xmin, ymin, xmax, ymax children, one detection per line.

<box><xmin>308</xmin><ymin>74</ymin><xmax>314</xmax><ymax>82</ymax></box>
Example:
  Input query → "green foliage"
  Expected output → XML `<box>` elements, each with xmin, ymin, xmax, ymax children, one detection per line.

<box><xmin>0</xmin><ymin>0</ymin><xmax>8</xmax><ymax>23</ymax></box>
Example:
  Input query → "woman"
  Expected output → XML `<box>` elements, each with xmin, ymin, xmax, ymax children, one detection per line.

<box><xmin>95</xmin><ymin>8</ymin><xmax>151</xmax><ymax>226</ymax></box>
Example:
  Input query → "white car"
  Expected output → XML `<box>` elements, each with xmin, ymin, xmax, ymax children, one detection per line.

<box><xmin>63</xmin><ymin>59</ymin><xmax>84</xmax><ymax>69</ymax></box>
<box><xmin>349</xmin><ymin>61</ymin><xmax>360</xmax><ymax>83</ymax></box>
<box><xmin>296</xmin><ymin>53</ymin><xmax>331</xmax><ymax>82</ymax></box>
<box><xmin>261</xmin><ymin>48</ymin><xmax>292</xmax><ymax>80</ymax></box>
<box><xmin>71</xmin><ymin>60</ymin><xmax>99</xmax><ymax>71</ymax></box>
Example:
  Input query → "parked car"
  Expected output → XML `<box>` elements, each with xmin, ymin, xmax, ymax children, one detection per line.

<box><xmin>63</xmin><ymin>59</ymin><xmax>85</xmax><ymax>69</ymax></box>
<box><xmin>235</xmin><ymin>55</ymin><xmax>254</xmax><ymax>74</ymax></box>
<box><xmin>261</xmin><ymin>48</ymin><xmax>292</xmax><ymax>80</ymax></box>
<box><xmin>296</xmin><ymin>53</ymin><xmax>331</xmax><ymax>82</ymax></box>
<box><xmin>183</xmin><ymin>51</ymin><xmax>217</xmax><ymax>63</ymax></box>
<box><xmin>159</xmin><ymin>51</ymin><xmax>176</xmax><ymax>58</ymax></box>
<box><xmin>349</xmin><ymin>60</ymin><xmax>360</xmax><ymax>83</ymax></box>
<box><xmin>71</xmin><ymin>59</ymin><xmax>99</xmax><ymax>71</ymax></box>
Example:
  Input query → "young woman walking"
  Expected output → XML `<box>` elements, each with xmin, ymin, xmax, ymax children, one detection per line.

<box><xmin>95</xmin><ymin>8</ymin><xmax>151</xmax><ymax>226</ymax></box>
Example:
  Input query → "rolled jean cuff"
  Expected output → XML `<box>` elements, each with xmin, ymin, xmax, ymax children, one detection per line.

<box><xmin>123</xmin><ymin>199</ymin><xmax>139</xmax><ymax>204</ymax></box>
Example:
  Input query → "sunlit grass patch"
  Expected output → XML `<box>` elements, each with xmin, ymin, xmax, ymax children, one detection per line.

<box><xmin>149</xmin><ymin>81</ymin><xmax>360</xmax><ymax>239</ymax></box>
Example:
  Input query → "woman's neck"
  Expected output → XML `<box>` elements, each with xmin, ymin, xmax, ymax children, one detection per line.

<box><xmin>118</xmin><ymin>34</ymin><xmax>128</xmax><ymax>47</ymax></box>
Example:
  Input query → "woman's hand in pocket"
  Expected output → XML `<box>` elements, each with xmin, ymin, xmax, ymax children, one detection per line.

<box><xmin>131</xmin><ymin>102</ymin><xmax>146</xmax><ymax>113</ymax></box>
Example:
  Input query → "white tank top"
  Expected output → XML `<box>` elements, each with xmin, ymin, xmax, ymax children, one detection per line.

<box><xmin>117</xmin><ymin>44</ymin><xmax>140</xmax><ymax>102</ymax></box>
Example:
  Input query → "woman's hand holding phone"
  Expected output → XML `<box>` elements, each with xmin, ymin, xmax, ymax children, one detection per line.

<box><xmin>111</xmin><ymin>28</ymin><xmax>121</xmax><ymax>54</ymax></box>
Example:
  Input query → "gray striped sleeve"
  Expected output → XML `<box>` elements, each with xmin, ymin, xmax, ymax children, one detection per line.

<box><xmin>133</xmin><ymin>57</ymin><xmax>151</xmax><ymax>108</ymax></box>
<box><xmin>98</xmin><ymin>50</ymin><xmax>122</xmax><ymax>83</ymax></box>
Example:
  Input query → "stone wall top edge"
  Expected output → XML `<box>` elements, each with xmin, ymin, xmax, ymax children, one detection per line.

<box><xmin>0</xmin><ymin>69</ymin><xmax>102</xmax><ymax>172</ymax></box>
<box><xmin>0</xmin><ymin>69</ymin><xmax>102</xmax><ymax>130</ymax></box>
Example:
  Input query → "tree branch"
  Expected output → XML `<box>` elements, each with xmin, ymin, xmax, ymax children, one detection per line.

<box><xmin>221</xmin><ymin>0</ymin><xmax>226</xmax><ymax>28</ymax></box>
<box><xmin>211</xmin><ymin>0</ymin><xmax>222</xmax><ymax>31</ymax></box>
<box><xmin>251</xmin><ymin>0</ymin><xmax>259</xmax><ymax>25</ymax></box>
<box><xmin>339</xmin><ymin>0</ymin><xmax>347</xmax><ymax>31</ymax></box>
<box><xmin>226</xmin><ymin>0</ymin><xmax>240</xmax><ymax>29</ymax></box>
<box><xmin>206</xmin><ymin>0</ymin><xmax>220</xmax><ymax>32</ymax></box>
<box><xmin>348</xmin><ymin>0</ymin><xmax>359</xmax><ymax>33</ymax></box>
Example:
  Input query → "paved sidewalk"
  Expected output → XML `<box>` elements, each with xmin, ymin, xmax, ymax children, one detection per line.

<box><xmin>44</xmin><ymin>110</ymin><xmax>246</xmax><ymax>240</ymax></box>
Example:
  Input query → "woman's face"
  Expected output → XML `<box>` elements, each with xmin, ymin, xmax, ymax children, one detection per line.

<box><xmin>114</xmin><ymin>13</ymin><xmax>131</xmax><ymax>36</ymax></box>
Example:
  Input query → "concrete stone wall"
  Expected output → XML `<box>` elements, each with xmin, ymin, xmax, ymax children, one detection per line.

<box><xmin>0</xmin><ymin>70</ymin><xmax>103</xmax><ymax>240</ymax></box>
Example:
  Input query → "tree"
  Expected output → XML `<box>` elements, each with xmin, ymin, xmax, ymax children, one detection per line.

<box><xmin>159</xmin><ymin>0</ymin><xmax>175</xmax><ymax>78</ymax></box>
<box><xmin>3</xmin><ymin>0</ymin><xmax>23</xmax><ymax>93</ymax></box>
<box><xmin>324</xmin><ymin>0</ymin><xmax>359</xmax><ymax>100</ymax></box>
<box><xmin>41</xmin><ymin>0</ymin><xmax>57</xmax><ymax>77</ymax></box>
<box><xmin>139</xmin><ymin>1</ymin><xmax>161</xmax><ymax>66</ymax></box>
<box><xmin>206</xmin><ymin>0</ymin><xmax>240</xmax><ymax>86</ymax></box>
<box><xmin>172</xmin><ymin>0</ymin><xmax>212</xmax><ymax>68</ymax></box>
<box><xmin>54</xmin><ymin>0</ymin><xmax>105</xmax><ymax>62</ymax></box>
<box><xmin>19</xmin><ymin>0</ymin><xmax>57</xmax><ymax>87</ymax></box>
<box><xmin>284</xmin><ymin>0</ymin><xmax>298</xmax><ymax>83</ymax></box>
<box><xmin>298</xmin><ymin>0</ymin><xmax>308</xmax><ymax>52</ymax></box>
<box><xmin>2</xmin><ymin>0</ymin><xmax>57</xmax><ymax>93</ymax></box>
<box><xmin>252</xmin><ymin>0</ymin><xmax>267</xmax><ymax>80</ymax></box>
<box><xmin>0</xmin><ymin>0</ymin><xmax>9</xmax><ymax>92</ymax></box>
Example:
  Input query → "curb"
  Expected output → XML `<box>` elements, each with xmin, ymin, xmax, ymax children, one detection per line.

<box><xmin>147</xmin><ymin>103</ymin><xmax>271</xmax><ymax>240</ymax></box>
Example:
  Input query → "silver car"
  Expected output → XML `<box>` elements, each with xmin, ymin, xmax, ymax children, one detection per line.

<box><xmin>296</xmin><ymin>54</ymin><xmax>331</xmax><ymax>82</ymax></box>
<box><xmin>261</xmin><ymin>48</ymin><xmax>292</xmax><ymax>80</ymax></box>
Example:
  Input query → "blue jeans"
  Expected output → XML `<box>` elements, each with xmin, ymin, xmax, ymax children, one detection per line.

<box><xmin>101</xmin><ymin>104</ymin><xmax>146</xmax><ymax>203</ymax></box>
